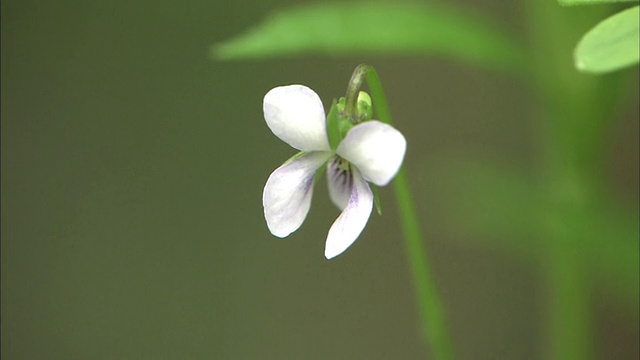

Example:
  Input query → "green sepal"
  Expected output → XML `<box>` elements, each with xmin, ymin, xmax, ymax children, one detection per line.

<box><xmin>335</xmin><ymin>98</ymin><xmax>354</xmax><ymax>141</ymax></box>
<box><xmin>282</xmin><ymin>151</ymin><xmax>307</xmax><ymax>165</ymax></box>
<box><xmin>371</xmin><ymin>184</ymin><xmax>383</xmax><ymax>215</ymax></box>
<box><xmin>326</xmin><ymin>99</ymin><xmax>342</xmax><ymax>150</ymax></box>
<box><xmin>327</xmin><ymin>97</ymin><xmax>355</xmax><ymax>149</ymax></box>
<box><xmin>336</xmin><ymin>98</ymin><xmax>355</xmax><ymax>141</ymax></box>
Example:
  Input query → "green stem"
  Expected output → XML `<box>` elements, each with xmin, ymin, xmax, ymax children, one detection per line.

<box><xmin>526</xmin><ymin>3</ymin><xmax>624</xmax><ymax>359</ymax></box>
<box><xmin>546</xmin><ymin>238</ymin><xmax>591</xmax><ymax>360</ymax></box>
<box><xmin>346</xmin><ymin>64</ymin><xmax>455</xmax><ymax>360</ymax></box>
<box><xmin>344</xmin><ymin>65</ymin><xmax>368</xmax><ymax>119</ymax></box>
<box><xmin>394</xmin><ymin>170</ymin><xmax>455</xmax><ymax>360</ymax></box>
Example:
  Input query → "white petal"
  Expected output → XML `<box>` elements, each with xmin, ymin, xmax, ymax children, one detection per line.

<box><xmin>263</xmin><ymin>85</ymin><xmax>331</xmax><ymax>152</ymax></box>
<box><xmin>336</xmin><ymin>121</ymin><xmax>406</xmax><ymax>186</ymax></box>
<box><xmin>326</xmin><ymin>156</ymin><xmax>352</xmax><ymax>210</ymax></box>
<box><xmin>324</xmin><ymin>168</ymin><xmax>373</xmax><ymax>259</ymax></box>
<box><xmin>263</xmin><ymin>152</ymin><xmax>331</xmax><ymax>238</ymax></box>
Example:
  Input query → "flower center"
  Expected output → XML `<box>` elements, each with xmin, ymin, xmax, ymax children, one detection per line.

<box><xmin>331</xmin><ymin>155</ymin><xmax>353</xmax><ymax>189</ymax></box>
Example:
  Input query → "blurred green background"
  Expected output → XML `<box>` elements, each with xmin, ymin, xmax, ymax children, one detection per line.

<box><xmin>2</xmin><ymin>0</ymin><xmax>638</xmax><ymax>359</ymax></box>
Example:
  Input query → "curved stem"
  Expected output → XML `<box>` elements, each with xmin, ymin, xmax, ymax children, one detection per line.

<box><xmin>345</xmin><ymin>64</ymin><xmax>455</xmax><ymax>360</ymax></box>
<box><xmin>344</xmin><ymin>64</ymin><xmax>369</xmax><ymax>118</ymax></box>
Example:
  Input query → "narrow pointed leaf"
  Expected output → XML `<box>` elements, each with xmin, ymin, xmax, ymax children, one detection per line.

<box><xmin>212</xmin><ymin>2</ymin><xmax>526</xmax><ymax>71</ymax></box>
<box><xmin>574</xmin><ymin>6</ymin><xmax>640</xmax><ymax>73</ymax></box>
<box><xmin>559</xmin><ymin>0</ymin><xmax>638</xmax><ymax>6</ymax></box>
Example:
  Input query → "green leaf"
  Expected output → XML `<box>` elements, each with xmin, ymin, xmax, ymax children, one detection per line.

<box><xmin>212</xmin><ymin>2</ymin><xmax>526</xmax><ymax>71</ymax></box>
<box><xmin>559</xmin><ymin>0</ymin><xmax>638</xmax><ymax>6</ymax></box>
<box><xmin>429</xmin><ymin>159</ymin><xmax>639</xmax><ymax>312</ymax></box>
<box><xmin>574</xmin><ymin>6</ymin><xmax>640</xmax><ymax>73</ymax></box>
<box><xmin>430</xmin><ymin>160</ymin><xmax>544</xmax><ymax>256</ymax></box>
<box><xmin>325</xmin><ymin>99</ymin><xmax>341</xmax><ymax>150</ymax></box>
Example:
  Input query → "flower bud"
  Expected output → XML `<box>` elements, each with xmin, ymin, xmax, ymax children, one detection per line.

<box><xmin>356</xmin><ymin>91</ymin><xmax>373</xmax><ymax>122</ymax></box>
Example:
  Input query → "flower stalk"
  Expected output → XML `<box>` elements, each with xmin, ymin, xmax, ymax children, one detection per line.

<box><xmin>344</xmin><ymin>64</ymin><xmax>369</xmax><ymax>120</ymax></box>
<box><xmin>261</xmin><ymin>65</ymin><xmax>455</xmax><ymax>358</ymax></box>
<box><xmin>346</xmin><ymin>64</ymin><xmax>455</xmax><ymax>360</ymax></box>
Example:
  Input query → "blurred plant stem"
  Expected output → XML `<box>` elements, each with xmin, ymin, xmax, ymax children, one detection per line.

<box><xmin>393</xmin><ymin>169</ymin><xmax>455</xmax><ymax>360</ymax></box>
<box><xmin>345</xmin><ymin>65</ymin><xmax>455</xmax><ymax>360</ymax></box>
<box><xmin>527</xmin><ymin>1</ymin><xmax>628</xmax><ymax>359</ymax></box>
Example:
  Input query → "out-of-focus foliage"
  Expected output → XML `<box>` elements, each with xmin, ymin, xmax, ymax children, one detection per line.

<box><xmin>559</xmin><ymin>0</ymin><xmax>638</xmax><ymax>5</ymax></box>
<box><xmin>213</xmin><ymin>2</ymin><xmax>526</xmax><ymax>72</ymax></box>
<box><xmin>430</xmin><ymin>159</ymin><xmax>640</xmax><ymax>314</ymax></box>
<box><xmin>575</xmin><ymin>6</ymin><xmax>640</xmax><ymax>73</ymax></box>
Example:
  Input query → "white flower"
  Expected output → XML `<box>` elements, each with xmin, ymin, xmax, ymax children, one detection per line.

<box><xmin>262</xmin><ymin>84</ymin><xmax>406</xmax><ymax>259</ymax></box>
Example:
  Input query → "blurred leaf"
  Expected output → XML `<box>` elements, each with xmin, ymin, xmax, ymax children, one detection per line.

<box><xmin>212</xmin><ymin>2</ymin><xmax>527</xmax><ymax>71</ymax></box>
<box><xmin>587</xmin><ymin>209</ymin><xmax>639</xmax><ymax>311</ymax></box>
<box><xmin>574</xmin><ymin>6</ymin><xmax>640</xmax><ymax>73</ymax></box>
<box><xmin>559</xmin><ymin>0</ymin><xmax>638</xmax><ymax>6</ymax></box>
<box><xmin>430</xmin><ymin>159</ymin><xmax>544</xmax><ymax>257</ymax></box>
<box><xmin>430</xmin><ymin>159</ymin><xmax>639</xmax><ymax>311</ymax></box>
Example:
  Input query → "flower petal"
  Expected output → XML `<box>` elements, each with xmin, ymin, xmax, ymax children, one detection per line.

<box><xmin>263</xmin><ymin>151</ymin><xmax>331</xmax><ymax>238</ymax></box>
<box><xmin>263</xmin><ymin>85</ymin><xmax>331</xmax><ymax>152</ymax></box>
<box><xmin>336</xmin><ymin>121</ymin><xmax>406</xmax><ymax>186</ymax></box>
<box><xmin>325</xmin><ymin>168</ymin><xmax>373</xmax><ymax>259</ymax></box>
<box><xmin>326</xmin><ymin>156</ymin><xmax>353</xmax><ymax>210</ymax></box>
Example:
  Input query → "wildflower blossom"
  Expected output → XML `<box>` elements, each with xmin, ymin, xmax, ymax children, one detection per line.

<box><xmin>262</xmin><ymin>84</ymin><xmax>406</xmax><ymax>259</ymax></box>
